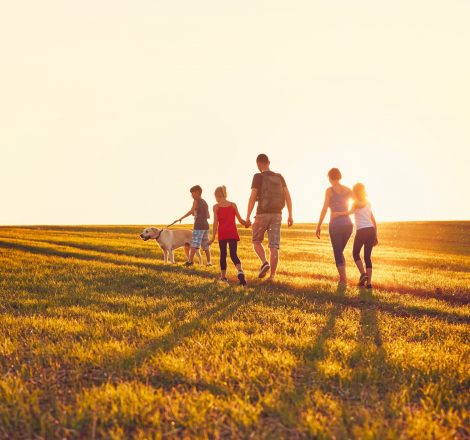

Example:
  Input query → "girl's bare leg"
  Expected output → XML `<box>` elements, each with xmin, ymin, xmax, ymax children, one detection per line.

<box><xmin>366</xmin><ymin>268</ymin><xmax>372</xmax><ymax>285</ymax></box>
<box><xmin>338</xmin><ymin>265</ymin><xmax>347</xmax><ymax>284</ymax></box>
<box><xmin>204</xmin><ymin>248</ymin><xmax>211</xmax><ymax>264</ymax></box>
<box><xmin>355</xmin><ymin>259</ymin><xmax>366</xmax><ymax>275</ymax></box>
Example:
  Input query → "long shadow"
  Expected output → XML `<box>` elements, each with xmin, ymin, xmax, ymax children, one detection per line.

<box><xmin>4</xmin><ymin>237</ymin><xmax>469</xmax><ymax>307</ymax></box>
<box><xmin>2</xmin><ymin>285</ymin><xmax>247</xmax><ymax>407</ymax></box>
<box><xmin>338</xmin><ymin>288</ymin><xmax>393</xmax><ymax>437</ymax></box>
<box><xmin>2</xmin><ymin>237</ymin><xmax>466</xmax><ymax>436</ymax></box>
<box><xmin>362</xmin><ymin>284</ymin><xmax>470</xmax><ymax>306</ymax></box>
<box><xmin>74</xmin><ymin>293</ymin><xmax>249</xmax><ymax>398</ymax></box>
<box><xmin>4</xmin><ymin>237</ymin><xmax>468</xmax><ymax>306</ymax></box>
<box><xmin>6</xmin><ymin>235</ymin><xmax>196</xmax><ymax>265</ymax></box>
<box><xmin>267</xmin><ymin>269</ymin><xmax>469</xmax><ymax>305</ymax></box>
<box><xmin>263</xmin><ymin>304</ymin><xmax>343</xmax><ymax>425</ymax></box>
<box><xmin>0</xmin><ymin>292</ymin><xmax>200</xmax><ymax>325</ymax></box>
<box><xmin>251</xmin><ymin>281</ymin><xmax>469</xmax><ymax>324</ymax></box>
<box><xmin>259</xmin><ymin>285</ymin><xmax>395</xmax><ymax>437</ymax></box>
<box><xmin>117</xmin><ymin>293</ymin><xmax>247</xmax><ymax>374</ymax></box>
<box><xmin>1</xmin><ymin>236</ymin><xmax>151</xmax><ymax>259</ymax></box>
<box><xmin>42</xmin><ymin>239</ymin><xmax>470</xmax><ymax>305</ymax></box>
<box><xmin>2</xmin><ymin>239</ymin><xmax>468</xmax><ymax>324</ymax></box>
<box><xmin>0</xmin><ymin>239</ymin><xmax>217</xmax><ymax>281</ymax></box>
<box><xmin>258</xmin><ymin>284</ymin><xmax>346</xmax><ymax>436</ymax></box>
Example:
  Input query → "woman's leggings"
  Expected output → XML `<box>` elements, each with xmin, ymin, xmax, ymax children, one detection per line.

<box><xmin>219</xmin><ymin>239</ymin><xmax>241</xmax><ymax>271</ymax></box>
<box><xmin>352</xmin><ymin>227</ymin><xmax>376</xmax><ymax>268</ymax></box>
<box><xmin>329</xmin><ymin>224</ymin><xmax>353</xmax><ymax>267</ymax></box>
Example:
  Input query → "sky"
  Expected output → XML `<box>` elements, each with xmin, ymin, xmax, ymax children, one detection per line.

<box><xmin>1</xmin><ymin>0</ymin><xmax>469</xmax><ymax>225</ymax></box>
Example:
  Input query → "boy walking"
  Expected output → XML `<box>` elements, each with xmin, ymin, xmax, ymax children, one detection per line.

<box><xmin>245</xmin><ymin>154</ymin><xmax>293</xmax><ymax>281</ymax></box>
<box><xmin>177</xmin><ymin>185</ymin><xmax>212</xmax><ymax>266</ymax></box>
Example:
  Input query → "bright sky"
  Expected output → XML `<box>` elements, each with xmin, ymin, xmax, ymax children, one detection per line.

<box><xmin>1</xmin><ymin>1</ymin><xmax>469</xmax><ymax>225</ymax></box>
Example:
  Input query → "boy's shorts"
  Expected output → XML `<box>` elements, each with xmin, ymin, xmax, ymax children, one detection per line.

<box><xmin>252</xmin><ymin>213</ymin><xmax>282</xmax><ymax>249</ymax></box>
<box><xmin>192</xmin><ymin>229</ymin><xmax>210</xmax><ymax>250</ymax></box>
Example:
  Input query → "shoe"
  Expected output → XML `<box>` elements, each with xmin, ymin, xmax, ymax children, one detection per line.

<box><xmin>219</xmin><ymin>277</ymin><xmax>229</xmax><ymax>283</ymax></box>
<box><xmin>237</xmin><ymin>271</ymin><xmax>247</xmax><ymax>286</ymax></box>
<box><xmin>206</xmin><ymin>263</ymin><xmax>212</xmax><ymax>267</ymax></box>
<box><xmin>358</xmin><ymin>273</ymin><xmax>368</xmax><ymax>287</ymax></box>
<box><xmin>184</xmin><ymin>261</ymin><xmax>194</xmax><ymax>267</ymax></box>
<box><xmin>366</xmin><ymin>284</ymin><xmax>373</xmax><ymax>289</ymax></box>
<box><xmin>258</xmin><ymin>262</ymin><xmax>270</xmax><ymax>278</ymax></box>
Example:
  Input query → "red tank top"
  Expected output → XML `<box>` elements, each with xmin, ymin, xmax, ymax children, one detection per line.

<box><xmin>217</xmin><ymin>205</ymin><xmax>240</xmax><ymax>241</ymax></box>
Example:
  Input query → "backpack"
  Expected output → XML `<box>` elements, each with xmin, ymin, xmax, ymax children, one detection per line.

<box><xmin>258</xmin><ymin>173</ymin><xmax>286</xmax><ymax>212</ymax></box>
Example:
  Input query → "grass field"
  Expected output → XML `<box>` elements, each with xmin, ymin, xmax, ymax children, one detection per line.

<box><xmin>0</xmin><ymin>222</ymin><xmax>469</xmax><ymax>439</ymax></box>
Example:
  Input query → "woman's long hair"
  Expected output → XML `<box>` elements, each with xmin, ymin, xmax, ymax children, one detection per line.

<box><xmin>352</xmin><ymin>183</ymin><xmax>368</xmax><ymax>203</ymax></box>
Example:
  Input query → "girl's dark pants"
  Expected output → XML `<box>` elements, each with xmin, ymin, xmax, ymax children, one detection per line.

<box><xmin>352</xmin><ymin>227</ymin><xmax>376</xmax><ymax>268</ymax></box>
<box><xmin>329</xmin><ymin>224</ymin><xmax>353</xmax><ymax>267</ymax></box>
<box><xmin>219</xmin><ymin>239</ymin><xmax>241</xmax><ymax>271</ymax></box>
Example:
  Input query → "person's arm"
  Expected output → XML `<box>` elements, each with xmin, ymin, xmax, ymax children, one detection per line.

<box><xmin>371</xmin><ymin>211</ymin><xmax>378</xmax><ymax>245</ymax></box>
<box><xmin>371</xmin><ymin>211</ymin><xmax>377</xmax><ymax>228</ymax></box>
<box><xmin>284</xmin><ymin>186</ymin><xmax>294</xmax><ymax>227</ymax></box>
<box><xmin>245</xmin><ymin>188</ymin><xmax>258</xmax><ymax>228</ymax></box>
<box><xmin>316</xmin><ymin>189</ymin><xmax>331</xmax><ymax>239</ymax></box>
<box><xmin>232</xmin><ymin>203</ymin><xmax>247</xmax><ymax>227</ymax></box>
<box><xmin>209</xmin><ymin>205</ymin><xmax>218</xmax><ymax>245</ymax></box>
<box><xmin>331</xmin><ymin>204</ymin><xmax>357</xmax><ymax>219</ymax></box>
<box><xmin>178</xmin><ymin>201</ymin><xmax>196</xmax><ymax>222</ymax></box>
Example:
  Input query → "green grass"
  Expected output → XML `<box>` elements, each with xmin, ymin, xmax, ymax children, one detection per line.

<box><xmin>0</xmin><ymin>222</ymin><xmax>468</xmax><ymax>439</ymax></box>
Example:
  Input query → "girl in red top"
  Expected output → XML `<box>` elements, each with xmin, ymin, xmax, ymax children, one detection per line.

<box><xmin>209</xmin><ymin>186</ymin><xmax>247</xmax><ymax>285</ymax></box>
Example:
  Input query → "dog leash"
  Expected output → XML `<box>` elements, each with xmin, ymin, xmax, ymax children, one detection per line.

<box><xmin>166</xmin><ymin>220</ymin><xmax>179</xmax><ymax>228</ymax></box>
<box><xmin>156</xmin><ymin>220</ymin><xmax>180</xmax><ymax>240</ymax></box>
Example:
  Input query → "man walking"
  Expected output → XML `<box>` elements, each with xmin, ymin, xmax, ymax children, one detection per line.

<box><xmin>245</xmin><ymin>154</ymin><xmax>293</xmax><ymax>281</ymax></box>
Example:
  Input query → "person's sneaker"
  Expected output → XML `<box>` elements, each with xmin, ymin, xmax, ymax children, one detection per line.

<box><xmin>237</xmin><ymin>271</ymin><xmax>247</xmax><ymax>286</ymax></box>
<box><xmin>206</xmin><ymin>263</ymin><xmax>212</xmax><ymax>267</ymax></box>
<box><xmin>258</xmin><ymin>262</ymin><xmax>270</xmax><ymax>278</ymax></box>
<box><xmin>184</xmin><ymin>261</ymin><xmax>194</xmax><ymax>267</ymax></box>
<box><xmin>366</xmin><ymin>284</ymin><xmax>373</xmax><ymax>289</ymax></box>
<box><xmin>358</xmin><ymin>273</ymin><xmax>368</xmax><ymax>287</ymax></box>
<box><xmin>219</xmin><ymin>277</ymin><xmax>229</xmax><ymax>283</ymax></box>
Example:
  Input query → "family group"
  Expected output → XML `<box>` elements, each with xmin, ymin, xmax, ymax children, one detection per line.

<box><xmin>176</xmin><ymin>154</ymin><xmax>377</xmax><ymax>288</ymax></box>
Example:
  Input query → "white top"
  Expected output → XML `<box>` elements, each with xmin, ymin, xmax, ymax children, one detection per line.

<box><xmin>354</xmin><ymin>203</ymin><xmax>374</xmax><ymax>230</ymax></box>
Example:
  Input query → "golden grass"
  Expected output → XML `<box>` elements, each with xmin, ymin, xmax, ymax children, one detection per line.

<box><xmin>0</xmin><ymin>222</ymin><xmax>468</xmax><ymax>439</ymax></box>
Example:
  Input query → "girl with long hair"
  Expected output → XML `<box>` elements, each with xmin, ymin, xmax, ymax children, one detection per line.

<box><xmin>331</xmin><ymin>183</ymin><xmax>378</xmax><ymax>288</ymax></box>
<box><xmin>209</xmin><ymin>186</ymin><xmax>247</xmax><ymax>286</ymax></box>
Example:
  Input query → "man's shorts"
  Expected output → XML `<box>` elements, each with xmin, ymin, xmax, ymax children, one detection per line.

<box><xmin>191</xmin><ymin>229</ymin><xmax>210</xmax><ymax>250</ymax></box>
<box><xmin>252</xmin><ymin>213</ymin><xmax>282</xmax><ymax>249</ymax></box>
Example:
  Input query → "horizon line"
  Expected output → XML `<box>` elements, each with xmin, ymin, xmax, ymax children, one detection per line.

<box><xmin>1</xmin><ymin>219</ymin><xmax>469</xmax><ymax>228</ymax></box>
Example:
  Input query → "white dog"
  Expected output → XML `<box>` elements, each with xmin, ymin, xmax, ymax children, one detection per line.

<box><xmin>140</xmin><ymin>227</ymin><xmax>202</xmax><ymax>264</ymax></box>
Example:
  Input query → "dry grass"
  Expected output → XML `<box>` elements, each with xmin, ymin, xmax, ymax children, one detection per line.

<box><xmin>0</xmin><ymin>222</ymin><xmax>468</xmax><ymax>439</ymax></box>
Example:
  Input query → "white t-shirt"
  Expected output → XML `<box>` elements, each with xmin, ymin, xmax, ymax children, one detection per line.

<box><xmin>354</xmin><ymin>203</ymin><xmax>374</xmax><ymax>230</ymax></box>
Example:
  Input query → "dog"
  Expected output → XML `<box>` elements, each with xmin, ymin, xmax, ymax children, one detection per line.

<box><xmin>140</xmin><ymin>227</ymin><xmax>202</xmax><ymax>264</ymax></box>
